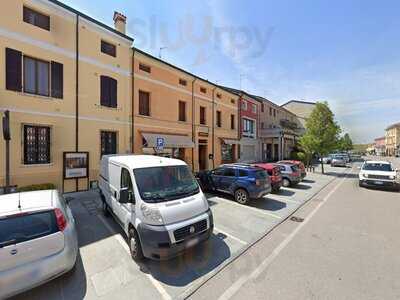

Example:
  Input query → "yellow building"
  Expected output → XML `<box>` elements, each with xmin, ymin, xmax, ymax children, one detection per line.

<box><xmin>385</xmin><ymin>122</ymin><xmax>400</xmax><ymax>156</ymax></box>
<box><xmin>132</xmin><ymin>49</ymin><xmax>239</xmax><ymax>172</ymax></box>
<box><xmin>0</xmin><ymin>0</ymin><xmax>133</xmax><ymax>192</ymax></box>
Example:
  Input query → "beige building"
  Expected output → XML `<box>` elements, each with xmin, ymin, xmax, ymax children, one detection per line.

<box><xmin>281</xmin><ymin>100</ymin><xmax>316</xmax><ymax>129</ymax></box>
<box><xmin>258</xmin><ymin>97</ymin><xmax>304</xmax><ymax>161</ymax></box>
<box><xmin>132</xmin><ymin>49</ymin><xmax>239</xmax><ymax>172</ymax></box>
<box><xmin>0</xmin><ymin>0</ymin><xmax>133</xmax><ymax>192</ymax></box>
<box><xmin>385</xmin><ymin>122</ymin><xmax>400</xmax><ymax>156</ymax></box>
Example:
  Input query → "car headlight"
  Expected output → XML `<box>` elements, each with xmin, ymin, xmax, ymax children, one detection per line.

<box><xmin>141</xmin><ymin>204</ymin><xmax>163</xmax><ymax>224</ymax></box>
<box><xmin>363</xmin><ymin>174</ymin><xmax>369</xmax><ymax>178</ymax></box>
<box><xmin>389</xmin><ymin>175</ymin><xmax>395</xmax><ymax>180</ymax></box>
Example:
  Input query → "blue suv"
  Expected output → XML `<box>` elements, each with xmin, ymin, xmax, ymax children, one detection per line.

<box><xmin>197</xmin><ymin>164</ymin><xmax>272</xmax><ymax>204</ymax></box>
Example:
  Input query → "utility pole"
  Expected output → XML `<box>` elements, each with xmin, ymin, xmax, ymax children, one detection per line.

<box><xmin>159</xmin><ymin>46</ymin><xmax>167</xmax><ymax>59</ymax></box>
<box><xmin>2</xmin><ymin>110</ymin><xmax>10</xmax><ymax>194</ymax></box>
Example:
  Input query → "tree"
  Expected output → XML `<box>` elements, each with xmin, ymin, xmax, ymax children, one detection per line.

<box><xmin>338</xmin><ymin>133</ymin><xmax>353</xmax><ymax>152</ymax></box>
<box><xmin>299</xmin><ymin>102</ymin><xmax>341</xmax><ymax>174</ymax></box>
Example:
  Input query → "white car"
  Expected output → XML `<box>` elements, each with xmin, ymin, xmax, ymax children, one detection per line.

<box><xmin>99</xmin><ymin>155</ymin><xmax>213</xmax><ymax>261</ymax></box>
<box><xmin>0</xmin><ymin>190</ymin><xmax>78</xmax><ymax>299</ymax></box>
<box><xmin>359</xmin><ymin>161</ymin><xmax>400</xmax><ymax>191</ymax></box>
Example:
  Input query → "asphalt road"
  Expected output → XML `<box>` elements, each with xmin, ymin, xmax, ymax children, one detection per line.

<box><xmin>190</xmin><ymin>158</ymin><xmax>400</xmax><ymax>300</ymax></box>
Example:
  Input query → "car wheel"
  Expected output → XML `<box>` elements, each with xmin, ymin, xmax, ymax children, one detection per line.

<box><xmin>282</xmin><ymin>178</ymin><xmax>291</xmax><ymax>187</ymax></box>
<box><xmin>235</xmin><ymin>189</ymin><xmax>249</xmax><ymax>205</ymax></box>
<box><xmin>129</xmin><ymin>228</ymin><xmax>144</xmax><ymax>261</ymax></box>
<box><xmin>359</xmin><ymin>181</ymin><xmax>363</xmax><ymax>187</ymax></box>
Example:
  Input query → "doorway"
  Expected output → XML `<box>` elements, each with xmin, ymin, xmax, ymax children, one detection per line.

<box><xmin>273</xmin><ymin>144</ymin><xmax>279</xmax><ymax>161</ymax></box>
<box><xmin>198</xmin><ymin>145</ymin><xmax>207</xmax><ymax>170</ymax></box>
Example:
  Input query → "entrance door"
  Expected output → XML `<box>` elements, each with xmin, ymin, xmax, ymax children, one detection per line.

<box><xmin>198</xmin><ymin>145</ymin><xmax>207</xmax><ymax>170</ymax></box>
<box><xmin>273</xmin><ymin>144</ymin><xmax>279</xmax><ymax>161</ymax></box>
<box><xmin>267</xmin><ymin>144</ymin><xmax>272</xmax><ymax>161</ymax></box>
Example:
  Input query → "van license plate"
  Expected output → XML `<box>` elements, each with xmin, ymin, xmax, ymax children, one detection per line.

<box><xmin>374</xmin><ymin>181</ymin><xmax>383</xmax><ymax>185</ymax></box>
<box><xmin>186</xmin><ymin>237</ymin><xmax>199</xmax><ymax>248</ymax></box>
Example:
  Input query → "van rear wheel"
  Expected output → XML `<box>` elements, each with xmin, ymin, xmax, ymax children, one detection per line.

<box><xmin>129</xmin><ymin>228</ymin><xmax>144</xmax><ymax>262</ymax></box>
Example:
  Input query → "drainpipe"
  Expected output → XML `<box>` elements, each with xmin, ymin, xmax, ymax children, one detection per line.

<box><xmin>238</xmin><ymin>93</ymin><xmax>243</xmax><ymax>161</ymax></box>
<box><xmin>211</xmin><ymin>86</ymin><xmax>217</xmax><ymax>169</ymax></box>
<box><xmin>75</xmin><ymin>14</ymin><xmax>79</xmax><ymax>191</ymax></box>
<box><xmin>191</xmin><ymin>78</ymin><xmax>197</xmax><ymax>171</ymax></box>
<box><xmin>131</xmin><ymin>48</ymin><xmax>135</xmax><ymax>153</ymax></box>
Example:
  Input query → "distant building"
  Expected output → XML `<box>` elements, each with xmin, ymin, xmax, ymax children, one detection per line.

<box><xmin>281</xmin><ymin>100</ymin><xmax>317</xmax><ymax>128</ymax></box>
<box><xmin>385</xmin><ymin>122</ymin><xmax>400</xmax><ymax>156</ymax></box>
<box><xmin>374</xmin><ymin>137</ymin><xmax>386</xmax><ymax>156</ymax></box>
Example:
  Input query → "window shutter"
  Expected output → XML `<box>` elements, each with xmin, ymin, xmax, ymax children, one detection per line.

<box><xmin>100</xmin><ymin>76</ymin><xmax>109</xmax><ymax>106</ymax></box>
<box><xmin>51</xmin><ymin>61</ymin><xmax>63</xmax><ymax>99</ymax></box>
<box><xmin>6</xmin><ymin>48</ymin><xmax>22</xmax><ymax>91</ymax></box>
<box><xmin>110</xmin><ymin>77</ymin><xmax>117</xmax><ymax>108</ymax></box>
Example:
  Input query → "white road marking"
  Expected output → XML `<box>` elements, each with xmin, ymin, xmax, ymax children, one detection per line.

<box><xmin>273</xmin><ymin>197</ymin><xmax>301</xmax><ymax>204</ymax></box>
<box><xmin>214</xmin><ymin>227</ymin><xmax>248</xmax><ymax>245</ymax></box>
<box><xmin>97</xmin><ymin>214</ymin><xmax>172</xmax><ymax>300</ymax></box>
<box><xmin>218</xmin><ymin>167</ymin><xmax>354</xmax><ymax>300</ymax></box>
<box><xmin>211</xmin><ymin>196</ymin><xmax>282</xmax><ymax>219</ymax></box>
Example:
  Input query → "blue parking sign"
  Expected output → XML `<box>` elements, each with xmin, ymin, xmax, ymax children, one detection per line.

<box><xmin>156</xmin><ymin>137</ymin><xmax>165</xmax><ymax>150</ymax></box>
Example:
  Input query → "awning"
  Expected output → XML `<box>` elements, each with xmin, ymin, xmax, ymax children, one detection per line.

<box><xmin>223</xmin><ymin>139</ymin><xmax>240</xmax><ymax>145</ymax></box>
<box><xmin>141</xmin><ymin>133</ymin><xmax>194</xmax><ymax>148</ymax></box>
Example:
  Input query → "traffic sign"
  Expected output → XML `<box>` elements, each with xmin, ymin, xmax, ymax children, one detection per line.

<box><xmin>156</xmin><ymin>137</ymin><xmax>165</xmax><ymax>151</ymax></box>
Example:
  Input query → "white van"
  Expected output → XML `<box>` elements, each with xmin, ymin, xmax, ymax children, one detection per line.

<box><xmin>99</xmin><ymin>155</ymin><xmax>213</xmax><ymax>261</ymax></box>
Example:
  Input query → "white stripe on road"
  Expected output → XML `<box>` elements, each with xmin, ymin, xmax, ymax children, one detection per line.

<box><xmin>273</xmin><ymin>197</ymin><xmax>301</xmax><ymax>204</ymax></box>
<box><xmin>97</xmin><ymin>214</ymin><xmax>172</xmax><ymax>300</ymax></box>
<box><xmin>214</xmin><ymin>227</ymin><xmax>248</xmax><ymax>245</ymax></box>
<box><xmin>212</xmin><ymin>197</ymin><xmax>282</xmax><ymax>219</ymax></box>
<box><xmin>218</xmin><ymin>167</ymin><xmax>354</xmax><ymax>300</ymax></box>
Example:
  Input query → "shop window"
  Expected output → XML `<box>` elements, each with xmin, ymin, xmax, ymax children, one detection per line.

<box><xmin>23</xmin><ymin>6</ymin><xmax>50</xmax><ymax>31</ymax></box>
<box><xmin>231</xmin><ymin>114</ymin><xmax>235</xmax><ymax>130</ymax></box>
<box><xmin>101</xmin><ymin>40</ymin><xmax>116</xmax><ymax>57</ymax></box>
<box><xmin>100</xmin><ymin>75</ymin><xmax>117</xmax><ymax>108</ymax></box>
<box><xmin>216</xmin><ymin>111</ymin><xmax>222</xmax><ymax>127</ymax></box>
<box><xmin>23</xmin><ymin>125</ymin><xmax>51</xmax><ymax>165</ymax></box>
<box><xmin>221</xmin><ymin>144</ymin><xmax>235</xmax><ymax>163</ymax></box>
<box><xmin>139</xmin><ymin>90</ymin><xmax>150</xmax><ymax>116</ymax></box>
<box><xmin>101</xmin><ymin>131</ymin><xmax>117</xmax><ymax>157</ymax></box>
<box><xmin>200</xmin><ymin>106</ymin><xmax>206</xmax><ymax>125</ymax></box>
<box><xmin>178</xmin><ymin>101</ymin><xmax>186</xmax><ymax>122</ymax></box>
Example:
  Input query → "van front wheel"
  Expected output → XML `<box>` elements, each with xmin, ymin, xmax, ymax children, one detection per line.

<box><xmin>129</xmin><ymin>228</ymin><xmax>144</xmax><ymax>262</ymax></box>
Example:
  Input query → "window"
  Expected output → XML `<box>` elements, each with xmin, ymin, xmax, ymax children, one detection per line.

<box><xmin>179</xmin><ymin>78</ymin><xmax>187</xmax><ymax>86</ymax></box>
<box><xmin>252</xmin><ymin>104</ymin><xmax>257</xmax><ymax>114</ymax></box>
<box><xmin>121</xmin><ymin>168</ymin><xmax>133</xmax><ymax>191</ymax></box>
<box><xmin>231</xmin><ymin>114</ymin><xmax>235</xmax><ymax>130</ymax></box>
<box><xmin>223</xmin><ymin>168</ymin><xmax>236</xmax><ymax>177</ymax></box>
<box><xmin>261</xmin><ymin>103</ymin><xmax>264</xmax><ymax>112</ymax></box>
<box><xmin>243</xmin><ymin>118</ymin><xmax>255</xmax><ymax>137</ymax></box>
<box><xmin>261</xmin><ymin>122</ymin><xmax>265</xmax><ymax>129</ymax></box>
<box><xmin>238</xmin><ymin>169</ymin><xmax>248</xmax><ymax>177</ymax></box>
<box><xmin>23</xmin><ymin>125</ymin><xmax>50</xmax><ymax>165</ymax></box>
<box><xmin>200</xmin><ymin>106</ymin><xmax>206</xmax><ymax>125</ymax></box>
<box><xmin>178</xmin><ymin>101</ymin><xmax>186</xmax><ymax>122</ymax></box>
<box><xmin>200</xmin><ymin>87</ymin><xmax>207</xmax><ymax>94</ymax></box>
<box><xmin>100</xmin><ymin>76</ymin><xmax>117</xmax><ymax>108</ymax></box>
<box><xmin>23</xmin><ymin>7</ymin><xmax>50</xmax><ymax>31</ymax></box>
<box><xmin>241</xmin><ymin>101</ymin><xmax>247</xmax><ymax>110</ymax></box>
<box><xmin>231</xmin><ymin>99</ymin><xmax>235</xmax><ymax>104</ymax></box>
<box><xmin>269</xmin><ymin>107</ymin><xmax>272</xmax><ymax>116</ymax></box>
<box><xmin>216</xmin><ymin>93</ymin><xmax>222</xmax><ymax>99</ymax></box>
<box><xmin>216</xmin><ymin>111</ymin><xmax>222</xmax><ymax>127</ymax></box>
<box><xmin>273</xmin><ymin>109</ymin><xmax>276</xmax><ymax>118</ymax></box>
<box><xmin>24</xmin><ymin>56</ymin><xmax>49</xmax><ymax>96</ymax></box>
<box><xmin>139</xmin><ymin>90</ymin><xmax>150</xmax><ymax>116</ymax></box>
<box><xmin>101</xmin><ymin>40</ymin><xmax>116</xmax><ymax>57</ymax></box>
<box><xmin>139</xmin><ymin>63</ymin><xmax>151</xmax><ymax>73</ymax></box>
<box><xmin>213</xmin><ymin>168</ymin><xmax>225</xmax><ymax>176</ymax></box>
<box><xmin>222</xmin><ymin>144</ymin><xmax>235</xmax><ymax>163</ymax></box>
<box><xmin>101</xmin><ymin>131</ymin><xmax>117</xmax><ymax>157</ymax></box>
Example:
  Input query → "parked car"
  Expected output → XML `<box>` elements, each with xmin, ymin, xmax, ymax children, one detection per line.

<box><xmin>254</xmin><ymin>163</ymin><xmax>283</xmax><ymax>193</ymax></box>
<box><xmin>278</xmin><ymin>160</ymin><xmax>306</xmax><ymax>180</ymax></box>
<box><xmin>99</xmin><ymin>155</ymin><xmax>213</xmax><ymax>261</ymax></box>
<box><xmin>320</xmin><ymin>156</ymin><xmax>332</xmax><ymax>164</ymax></box>
<box><xmin>275</xmin><ymin>163</ymin><xmax>302</xmax><ymax>187</ymax></box>
<box><xmin>196</xmin><ymin>163</ymin><xmax>271</xmax><ymax>204</ymax></box>
<box><xmin>0</xmin><ymin>190</ymin><xmax>78</xmax><ymax>299</ymax></box>
<box><xmin>331</xmin><ymin>154</ymin><xmax>348</xmax><ymax>167</ymax></box>
<box><xmin>359</xmin><ymin>161</ymin><xmax>400</xmax><ymax>191</ymax></box>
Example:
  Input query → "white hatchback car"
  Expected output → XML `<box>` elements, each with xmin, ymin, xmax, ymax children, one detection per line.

<box><xmin>359</xmin><ymin>161</ymin><xmax>400</xmax><ymax>191</ymax></box>
<box><xmin>0</xmin><ymin>190</ymin><xmax>78</xmax><ymax>299</ymax></box>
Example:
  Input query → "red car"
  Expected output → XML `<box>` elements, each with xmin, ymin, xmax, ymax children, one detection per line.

<box><xmin>254</xmin><ymin>163</ymin><xmax>283</xmax><ymax>193</ymax></box>
<box><xmin>278</xmin><ymin>160</ymin><xmax>306</xmax><ymax>180</ymax></box>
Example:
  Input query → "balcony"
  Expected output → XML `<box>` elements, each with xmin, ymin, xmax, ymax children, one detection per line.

<box><xmin>280</xmin><ymin>119</ymin><xmax>298</xmax><ymax>130</ymax></box>
<box><xmin>259</xmin><ymin>127</ymin><xmax>282</xmax><ymax>138</ymax></box>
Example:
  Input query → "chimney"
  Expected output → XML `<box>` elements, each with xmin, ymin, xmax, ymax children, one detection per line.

<box><xmin>113</xmin><ymin>11</ymin><xmax>126</xmax><ymax>34</ymax></box>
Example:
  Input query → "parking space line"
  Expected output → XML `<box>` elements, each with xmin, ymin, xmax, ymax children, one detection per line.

<box><xmin>211</xmin><ymin>197</ymin><xmax>282</xmax><ymax>219</ymax></box>
<box><xmin>274</xmin><ymin>197</ymin><xmax>301</xmax><ymax>204</ymax></box>
<box><xmin>214</xmin><ymin>227</ymin><xmax>248</xmax><ymax>245</ymax></box>
<box><xmin>97</xmin><ymin>214</ymin><xmax>172</xmax><ymax>300</ymax></box>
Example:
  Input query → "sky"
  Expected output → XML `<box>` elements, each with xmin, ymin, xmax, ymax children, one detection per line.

<box><xmin>62</xmin><ymin>0</ymin><xmax>400</xmax><ymax>143</ymax></box>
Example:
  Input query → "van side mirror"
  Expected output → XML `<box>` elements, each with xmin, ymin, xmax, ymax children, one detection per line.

<box><xmin>119</xmin><ymin>188</ymin><xmax>135</xmax><ymax>204</ymax></box>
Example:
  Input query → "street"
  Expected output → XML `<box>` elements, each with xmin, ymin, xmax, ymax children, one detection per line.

<box><xmin>190</xmin><ymin>158</ymin><xmax>400</xmax><ymax>300</ymax></box>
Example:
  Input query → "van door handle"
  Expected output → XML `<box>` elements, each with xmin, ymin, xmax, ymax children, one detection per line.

<box><xmin>114</xmin><ymin>191</ymin><xmax>118</xmax><ymax>199</ymax></box>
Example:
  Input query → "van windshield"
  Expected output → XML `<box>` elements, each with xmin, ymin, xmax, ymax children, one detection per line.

<box><xmin>133</xmin><ymin>165</ymin><xmax>200</xmax><ymax>203</ymax></box>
